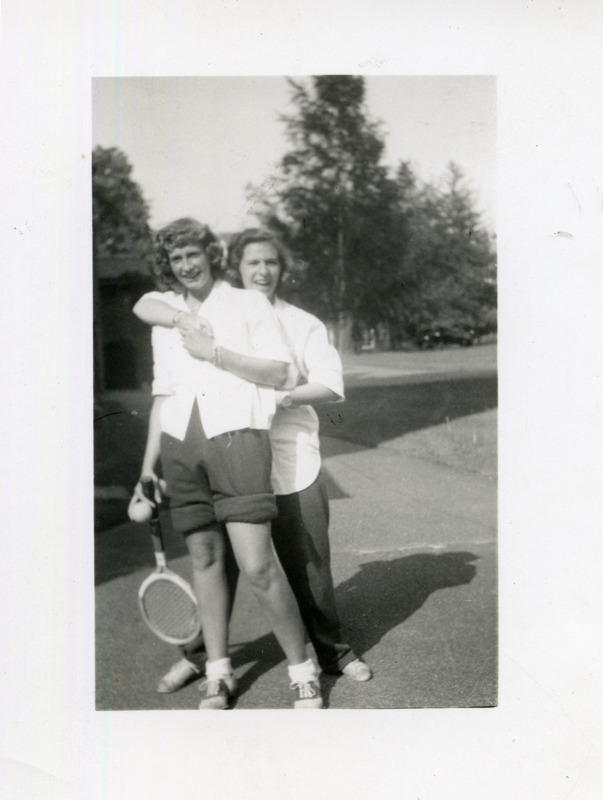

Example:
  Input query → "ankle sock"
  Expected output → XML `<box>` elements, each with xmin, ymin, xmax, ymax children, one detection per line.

<box><xmin>288</xmin><ymin>658</ymin><xmax>318</xmax><ymax>685</ymax></box>
<box><xmin>205</xmin><ymin>658</ymin><xmax>233</xmax><ymax>680</ymax></box>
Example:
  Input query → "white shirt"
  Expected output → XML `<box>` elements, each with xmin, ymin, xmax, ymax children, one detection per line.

<box><xmin>147</xmin><ymin>281</ymin><xmax>291</xmax><ymax>440</ymax></box>
<box><xmin>269</xmin><ymin>297</ymin><xmax>344</xmax><ymax>495</ymax></box>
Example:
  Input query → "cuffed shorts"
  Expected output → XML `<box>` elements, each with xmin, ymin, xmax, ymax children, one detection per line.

<box><xmin>160</xmin><ymin>404</ymin><xmax>277</xmax><ymax>536</ymax></box>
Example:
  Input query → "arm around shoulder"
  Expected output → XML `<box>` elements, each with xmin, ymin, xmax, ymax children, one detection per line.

<box><xmin>133</xmin><ymin>293</ymin><xmax>180</xmax><ymax>328</ymax></box>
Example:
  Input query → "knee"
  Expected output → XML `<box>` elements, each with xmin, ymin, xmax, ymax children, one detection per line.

<box><xmin>188</xmin><ymin>540</ymin><xmax>223</xmax><ymax>572</ymax></box>
<box><xmin>242</xmin><ymin>557</ymin><xmax>279</xmax><ymax>593</ymax></box>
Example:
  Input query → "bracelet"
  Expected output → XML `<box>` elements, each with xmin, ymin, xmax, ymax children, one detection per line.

<box><xmin>211</xmin><ymin>342</ymin><xmax>223</xmax><ymax>369</ymax></box>
<box><xmin>172</xmin><ymin>310</ymin><xmax>183</xmax><ymax>327</ymax></box>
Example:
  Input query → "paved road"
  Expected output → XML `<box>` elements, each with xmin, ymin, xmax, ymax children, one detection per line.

<box><xmin>95</xmin><ymin>346</ymin><xmax>497</xmax><ymax>710</ymax></box>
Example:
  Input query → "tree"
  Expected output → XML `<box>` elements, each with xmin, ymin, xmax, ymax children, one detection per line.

<box><xmin>249</xmin><ymin>80</ymin><xmax>495</xmax><ymax>350</ymax></box>
<box><xmin>249</xmin><ymin>76</ymin><xmax>407</xmax><ymax>350</ymax></box>
<box><xmin>394</xmin><ymin>161</ymin><xmax>497</xmax><ymax>345</ymax></box>
<box><xmin>92</xmin><ymin>146</ymin><xmax>153</xmax><ymax>259</ymax></box>
<box><xmin>92</xmin><ymin>147</ymin><xmax>154</xmax><ymax>393</ymax></box>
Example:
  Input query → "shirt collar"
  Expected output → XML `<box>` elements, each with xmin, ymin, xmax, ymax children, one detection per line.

<box><xmin>180</xmin><ymin>279</ymin><xmax>227</xmax><ymax>313</ymax></box>
<box><xmin>273</xmin><ymin>296</ymin><xmax>287</xmax><ymax>314</ymax></box>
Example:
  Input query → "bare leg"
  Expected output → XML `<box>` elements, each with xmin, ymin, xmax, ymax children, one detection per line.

<box><xmin>185</xmin><ymin>524</ymin><xmax>229</xmax><ymax>662</ymax></box>
<box><xmin>226</xmin><ymin>521</ymin><xmax>307</xmax><ymax>666</ymax></box>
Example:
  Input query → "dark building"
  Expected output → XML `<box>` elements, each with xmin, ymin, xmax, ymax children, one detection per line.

<box><xmin>94</xmin><ymin>255</ymin><xmax>155</xmax><ymax>393</ymax></box>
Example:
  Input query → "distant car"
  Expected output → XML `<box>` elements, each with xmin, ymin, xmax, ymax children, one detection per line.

<box><xmin>419</xmin><ymin>326</ymin><xmax>477</xmax><ymax>349</ymax></box>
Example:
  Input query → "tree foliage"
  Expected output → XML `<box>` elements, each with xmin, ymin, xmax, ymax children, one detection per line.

<box><xmin>92</xmin><ymin>146</ymin><xmax>153</xmax><ymax>260</ymax></box>
<box><xmin>92</xmin><ymin>146</ymin><xmax>154</xmax><ymax>395</ymax></box>
<box><xmin>249</xmin><ymin>76</ymin><xmax>407</xmax><ymax>344</ymax></box>
<box><xmin>246</xmin><ymin>77</ymin><xmax>496</xmax><ymax>349</ymax></box>
<box><xmin>393</xmin><ymin>161</ymin><xmax>497</xmax><ymax>344</ymax></box>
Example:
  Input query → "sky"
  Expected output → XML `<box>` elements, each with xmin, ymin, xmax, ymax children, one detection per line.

<box><xmin>92</xmin><ymin>75</ymin><xmax>496</xmax><ymax>235</ymax></box>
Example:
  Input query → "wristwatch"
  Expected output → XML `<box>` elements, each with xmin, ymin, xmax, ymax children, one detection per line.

<box><xmin>280</xmin><ymin>393</ymin><xmax>294</xmax><ymax>408</ymax></box>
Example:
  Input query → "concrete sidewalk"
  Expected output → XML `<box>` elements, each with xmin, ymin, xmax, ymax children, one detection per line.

<box><xmin>96</xmin><ymin>420</ymin><xmax>497</xmax><ymax>710</ymax></box>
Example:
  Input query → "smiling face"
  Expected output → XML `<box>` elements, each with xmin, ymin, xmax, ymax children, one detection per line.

<box><xmin>238</xmin><ymin>242</ymin><xmax>281</xmax><ymax>302</ymax></box>
<box><xmin>168</xmin><ymin>244</ymin><xmax>214</xmax><ymax>299</ymax></box>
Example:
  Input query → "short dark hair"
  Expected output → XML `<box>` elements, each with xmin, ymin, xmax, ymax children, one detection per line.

<box><xmin>226</xmin><ymin>228</ymin><xmax>291</xmax><ymax>289</ymax></box>
<box><xmin>152</xmin><ymin>217</ymin><xmax>224</xmax><ymax>291</ymax></box>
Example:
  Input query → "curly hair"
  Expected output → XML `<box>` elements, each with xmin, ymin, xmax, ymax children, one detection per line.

<box><xmin>225</xmin><ymin>228</ymin><xmax>291</xmax><ymax>290</ymax></box>
<box><xmin>152</xmin><ymin>217</ymin><xmax>225</xmax><ymax>292</ymax></box>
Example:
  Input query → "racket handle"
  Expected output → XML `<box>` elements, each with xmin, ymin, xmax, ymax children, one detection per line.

<box><xmin>141</xmin><ymin>478</ymin><xmax>159</xmax><ymax>520</ymax></box>
<box><xmin>140</xmin><ymin>478</ymin><xmax>164</xmax><ymax>553</ymax></box>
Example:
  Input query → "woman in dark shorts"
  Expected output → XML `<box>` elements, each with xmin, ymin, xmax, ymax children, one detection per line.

<box><xmin>130</xmin><ymin>218</ymin><xmax>323</xmax><ymax>709</ymax></box>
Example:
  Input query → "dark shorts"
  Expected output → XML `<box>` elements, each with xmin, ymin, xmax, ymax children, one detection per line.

<box><xmin>160</xmin><ymin>405</ymin><xmax>277</xmax><ymax>536</ymax></box>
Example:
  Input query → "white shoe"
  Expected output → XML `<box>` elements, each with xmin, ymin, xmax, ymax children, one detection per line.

<box><xmin>198</xmin><ymin>675</ymin><xmax>237</xmax><ymax>710</ymax></box>
<box><xmin>342</xmin><ymin>659</ymin><xmax>372</xmax><ymax>682</ymax></box>
<box><xmin>156</xmin><ymin>659</ymin><xmax>201</xmax><ymax>693</ymax></box>
<box><xmin>291</xmin><ymin>680</ymin><xmax>324</xmax><ymax>709</ymax></box>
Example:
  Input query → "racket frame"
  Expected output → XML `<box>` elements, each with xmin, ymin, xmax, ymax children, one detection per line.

<box><xmin>138</xmin><ymin>479</ymin><xmax>201</xmax><ymax>645</ymax></box>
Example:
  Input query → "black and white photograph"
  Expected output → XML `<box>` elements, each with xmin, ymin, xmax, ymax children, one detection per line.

<box><xmin>3</xmin><ymin>1</ymin><xmax>603</xmax><ymax>798</ymax></box>
<box><xmin>92</xmin><ymin>76</ymin><xmax>497</xmax><ymax>711</ymax></box>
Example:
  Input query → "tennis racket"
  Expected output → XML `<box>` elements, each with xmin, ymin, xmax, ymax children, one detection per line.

<box><xmin>137</xmin><ymin>479</ymin><xmax>201</xmax><ymax>645</ymax></box>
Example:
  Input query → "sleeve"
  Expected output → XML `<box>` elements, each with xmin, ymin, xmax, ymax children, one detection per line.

<box><xmin>150</xmin><ymin>326</ymin><xmax>174</xmax><ymax>397</ymax></box>
<box><xmin>246</xmin><ymin>292</ymin><xmax>292</xmax><ymax>363</ymax></box>
<box><xmin>302</xmin><ymin>318</ymin><xmax>345</xmax><ymax>399</ymax></box>
<box><xmin>137</xmin><ymin>290</ymin><xmax>176</xmax><ymax>303</ymax></box>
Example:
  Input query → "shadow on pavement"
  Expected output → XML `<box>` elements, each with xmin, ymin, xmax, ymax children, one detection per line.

<box><xmin>317</xmin><ymin>375</ymin><xmax>497</xmax><ymax>452</ymax></box>
<box><xmin>227</xmin><ymin>549</ymin><xmax>479</xmax><ymax>707</ymax></box>
<box><xmin>95</xmin><ymin>510</ymin><xmax>187</xmax><ymax>586</ymax></box>
<box><xmin>95</xmin><ymin>373</ymin><xmax>497</xmax><ymax>532</ymax></box>
<box><xmin>334</xmin><ymin>550</ymin><xmax>479</xmax><ymax>652</ymax></box>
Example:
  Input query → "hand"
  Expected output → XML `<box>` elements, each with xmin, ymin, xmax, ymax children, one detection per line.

<box><xmin>195</xmin><ymin>315</ymin><xmax>214</xmax><ymax>335</ymax></box>
<box><xmin>131</xmin><ymin>473</ymin><xmax>166</xmax><ymax>507</ymax></box>
<box><xmin>173</xmin><ymin>311</ymin><xmax>198</xmax><ymax>331</ymax></box>
<box><xmin>176</xmin><ymin>313</ymin><xmax>214</xmax><ymax>337</ymax></box>
<box><xmin>180</xmin><ymin>324</ymin><xmax>214</xmax><ymax>361</ymax></box>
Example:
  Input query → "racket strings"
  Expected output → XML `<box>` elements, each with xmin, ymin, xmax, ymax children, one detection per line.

<box><xmin>140</xmin><ymin>578</ymin><xmax>198</xmax><ymax>640</ymax></box>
